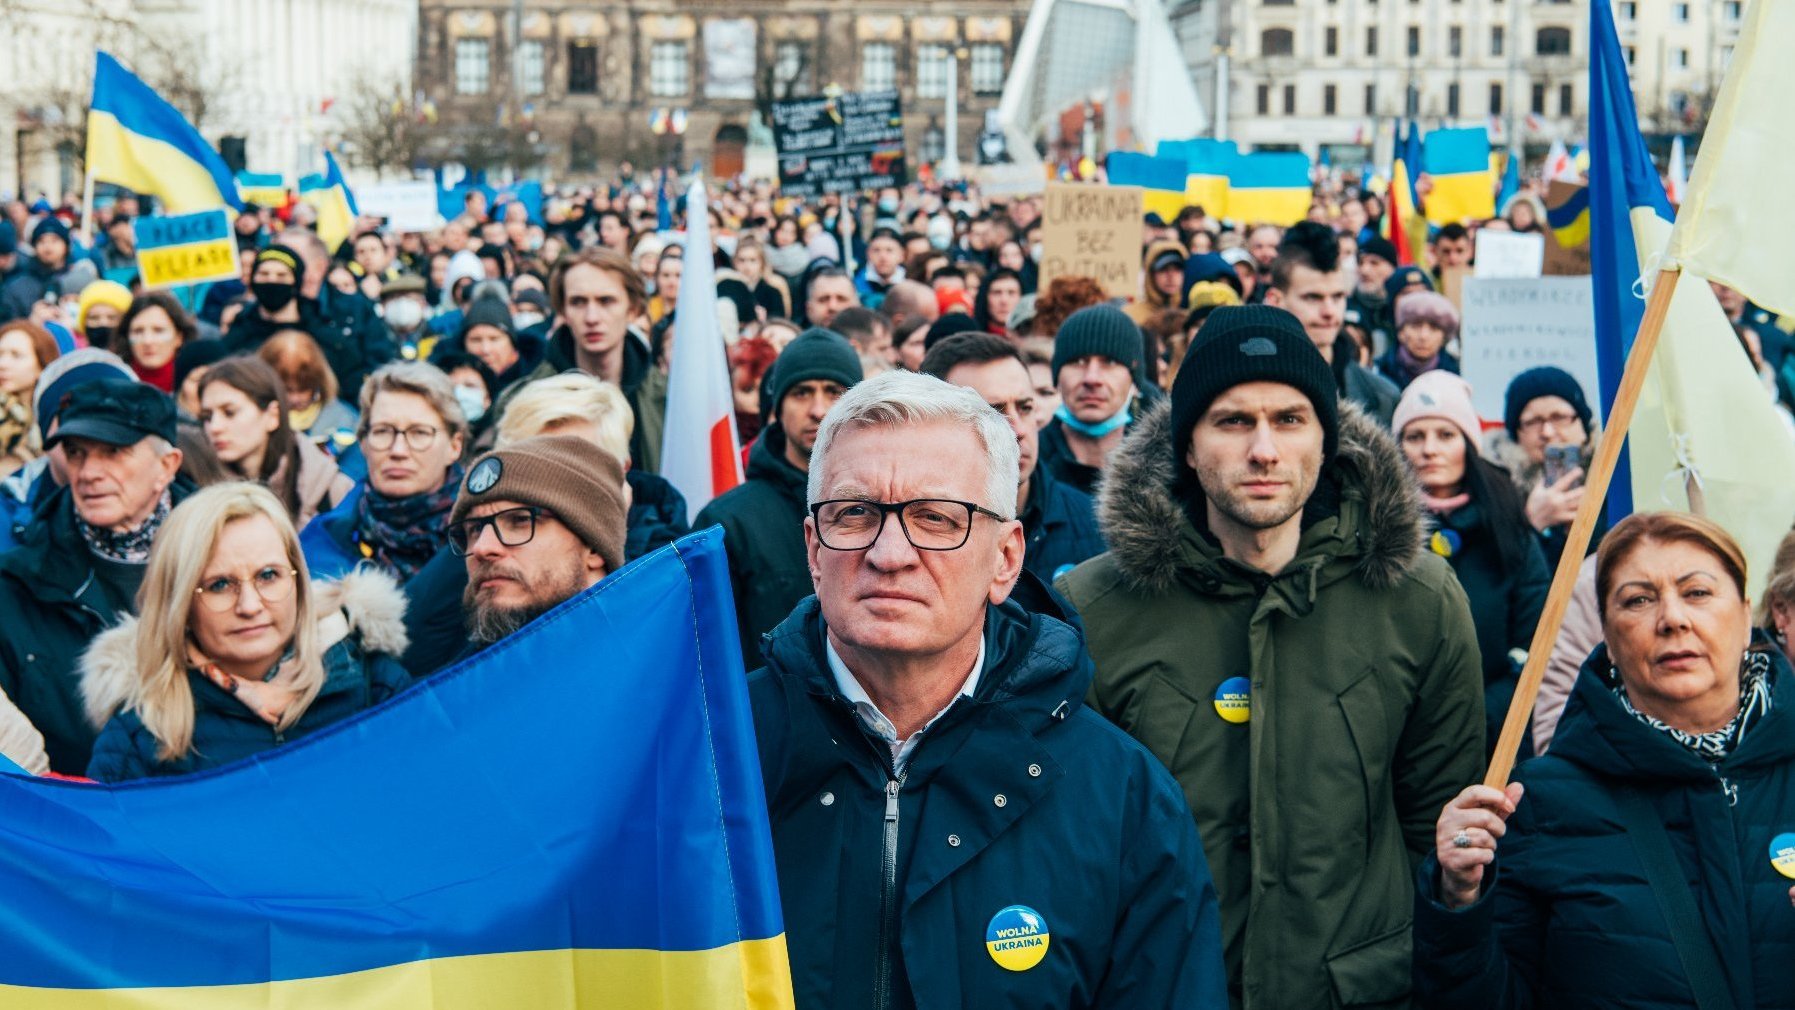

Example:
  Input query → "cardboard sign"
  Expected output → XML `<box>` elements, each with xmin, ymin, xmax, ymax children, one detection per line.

<box><xmin>133</xmin><ymin>209</ymin><xmax>238</xmax><ymax>289</ymax></box>
<box><xmin>357</xmin><ymin>181</ymin><xmax>444</xmax><ymax>233</ymax></box>
<box><xmin>1459</xmin><ymin>276</ymin><xmax>1599</xmax><ymax>423</ymax></box>
<box><xmin>772</xmin><ymin>91</ymin><xmax>907</xmax><ymax>197</ymax></box>
<box><xmin>1038</xmin><ymin>182</ymin><xmax>1145</xmax><ymax>298</ymax></box>
<box><xmin>1474</xmin><ymin>231</ymin><xmax>1545</xmax><ymax>279</ymax></box>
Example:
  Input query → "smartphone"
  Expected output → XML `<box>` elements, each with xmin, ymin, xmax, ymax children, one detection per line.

<box><xmin>1542</xmin><ymin>444</ymin><xmax>1583</xmax><ymax>489</ymax></box>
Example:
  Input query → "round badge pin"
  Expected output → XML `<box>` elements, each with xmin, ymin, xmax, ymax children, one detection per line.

<box><xmin>985</xmin><ymin>905</ymin><xmax>1051</xmax><ymax>972</ymax></box>
<box><xmin>1769</xmin><ymin>833</ymin><xmax>1795</xmax><ymax>880</ymax></box>
<box><xmin>1213</xmin><ymin>676</ymin><xmax>1250</xmax><ymax>725</ymax></box>
<box><xmin>467</xmin><ymin>457</ymin><xmax>503</xmax><ymax>494</ymax></box>
<box><xmin>1429</xmin><ymin>529</ymin><xmax>1462</xmax><ymax>558</ymax></box>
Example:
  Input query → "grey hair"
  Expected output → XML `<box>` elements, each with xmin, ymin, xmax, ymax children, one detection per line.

<box><xmin>807</xmin><ymin>370</ymin><xmax>1020</xmax><ymax>519</ymax></box>
<box><xmin>357</xmin><ymin>360</ymin><xmax>468</xmax><ymax>441</ymax></box>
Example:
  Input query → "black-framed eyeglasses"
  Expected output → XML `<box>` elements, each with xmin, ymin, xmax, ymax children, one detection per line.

<box><xmin>364</xmin><ymin>424</ymin><xmax>442</xmax><ymax>451</ymax></box>
<box><xmin>808</xmin><ymin>498</ymin><xmax>1007</xmax><ymax>552</ymax></box>
<box><xmin>447</xmin><ymin>506</ymin><xmax>545</xmax><ymax>556</ymax></box>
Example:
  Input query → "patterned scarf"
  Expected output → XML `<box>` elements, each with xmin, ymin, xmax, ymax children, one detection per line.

<box><xmin>189</xmin><ymin>643</ymin><xmax>300</xmax><ymax>727</ymax></box>
<box><xmin>353</xmin><ymin>465</ymin><xmax>462</xmax><ymax>581</ymax></box>
<box><xmin>1603</xmin><ymin>649</ymin><xmax>1774</xmax><ymax>764</ymax></box>
<box><xmin>78</xmin><ymin>489</ymin><xmax>172</xmax><ymax>564</ymax></box>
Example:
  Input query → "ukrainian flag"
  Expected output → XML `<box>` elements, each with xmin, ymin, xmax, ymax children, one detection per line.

<box><xmin>1422</xmin><ymin>127</ymin><xmax>1496</xmax><ymax>226</ymax></box>
<box><xmin>1226</xmin><ymin>151</ymin><xmax>1311</xmax><ymax>226</ymax></box>
<box><xmin>1546</xmin><ymin>184</ymin><xmax>1591</xmax><ymax>249</ymax></box>
<box><xmin>86</xmin><ymin>52</ymin><xmax>242</xmax><ymax>214</ymax></box>
<box><xmin>299</xmin><ymin>150</ymin><xmax>359</xmax><ymax>253</ymax></box>
<box><xmin>1106</xmin><ymin>151</ymin><xmax>1193</xmax><ymax>222</ymax></box>
<box><xmin>1157</xmin><ymin>138</ymin><xmax>1236</xmax><ymax>220</ymax></box>
<box><xmin>235</xmin><ymin>171</ymin><xmax>288</xmax><ymax>209</ymax></box>
<box><xmin>1383</xmin><ymin>121</ymin><xmax>1425</xmax><ymax>266</ymax></box>
<box><xmin>0</xmin><ymin>529</ymin><xmax>795</xmax><ymax>1009</ymax></box>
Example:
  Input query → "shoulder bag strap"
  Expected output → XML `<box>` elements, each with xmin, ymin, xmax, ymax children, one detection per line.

<box><xmin>1615</xmin><ymin>785</ymin><xmax>1739</xmax><ymax>1010</ymax></box>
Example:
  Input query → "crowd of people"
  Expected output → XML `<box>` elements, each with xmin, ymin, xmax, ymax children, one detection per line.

<box><xmin>0</xmin><ymin>164</ymin><xmax>1791</xmax><ymax>1008</ymax></box>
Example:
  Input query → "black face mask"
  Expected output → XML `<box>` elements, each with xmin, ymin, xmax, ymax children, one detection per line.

<box><xmin>253</xmin><ymin>280</ymin><xmax>296</xmax><ymax>312</ymax></box>
<box><xmin>84</xmin><ymin>325</ymin><xmax>114</xmax><ymax>350</ymax></box>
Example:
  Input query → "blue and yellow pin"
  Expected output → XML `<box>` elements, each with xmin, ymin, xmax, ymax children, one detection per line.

<box><xmin>1430</xmin><ymin>529</ymin><xmax>1462</xmax><ymax>558</ymax></box>
<box><xmin>1770</xmin><ymin>833</ymin><xmax>1795</xmax><ymax>879</ymax></box>
<box><xmin>1214</xmin><ymin>677</ymin><xmax>1250</xmax><ymax>724</ymax></box>
<box><xmin>985</xmin><ymin>905</ymin><xmax>1051</xmax><ymax>971</ymax></box>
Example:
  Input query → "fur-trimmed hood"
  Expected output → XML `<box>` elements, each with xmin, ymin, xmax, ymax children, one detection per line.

<box><xmin>80</xmin><ymin>567</ymin><xmax>409</xmax><ymax>730</ymax></box>
<box><xmin>1095</xmin><ymin>398</ymin><xmax>1425</xmax><ymax>594</ymax></box>
<box><xmin>1483</xmin><ymin>425</ymin><xmax>1602</xmax><ymax>495</ymax></box>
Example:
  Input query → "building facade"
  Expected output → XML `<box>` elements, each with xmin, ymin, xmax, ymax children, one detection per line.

<box><xmin>413</xmin><ymin>1</ymin><xmax>1031</xmax><ymax>180</ymax></box>
<box><xmin>2</xmin><ymin>0</ymin><xmax>134</xmax><ymax>201</ymax></box>
<box><xmin>1612</xmin><ymin>0</ymin><xmax>1743</xmax><ymax>134</ymax></box>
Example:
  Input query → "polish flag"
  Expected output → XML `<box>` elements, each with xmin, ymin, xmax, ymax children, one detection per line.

<box><xmin>660</xmin><ymin>177</ymin><xmax>743</xmax><ymax>520</ymax></box>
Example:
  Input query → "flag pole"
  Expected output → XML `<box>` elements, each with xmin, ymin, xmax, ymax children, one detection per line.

<box><xmin>79</xmin><ymin>169</ymin><xmax>96</xmax><ymax>244</ymax></box>
<box><xmin>1484</xmin><ymin>265</ymin><xmax>1682</xmax><ymax>788</ymax></box>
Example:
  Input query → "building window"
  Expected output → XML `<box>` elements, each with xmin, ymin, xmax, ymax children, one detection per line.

<box><xmin>1325</xmin><ymin>26</ymin><xmax>1338</xmax><ymax>56</ymax></box>
<box><xmin>517</xmin><ymin>40</ymin><xmax>546</xmax><ymax>96</ymax></box>
<box><xmin>1366</xmin><ymin>26</ymin><xmax>1378</xmax><ymax>56</ymax></box>
<box><xmin>970</xmin><ymin>43</ymin><xmax>1006</xmax><ymax>95</ymax></box>
<box><xmin>1283</xmin><ymin>84</ymin><xmax>1296</xmax><ymax>114</ymax></box>
<box><xmin>1618</xmin><ymin>1</ymin><xmax>1636</xmax><ymax>19</ymax></box>
<box><xmin>1256</xmin><ymin>83</ymin><xmax>1270</xmax><ymax>115</ymax></box>
<box><xmin>566</xmin><ymin>40</ymin><xmax>598</xmax><ymax>96</ymax></box>
<box><xmin>1449</xmin><ymin>26</ymin><xmax>1462</xmax><ymax>57</ymax></box>
<box><xmin>1724</xmin><ymin>1</ymin><xmax>1742</xmax><ymax>21</ymax></box>
<box><xmin>1624</xmin><ymin>45</ymin><xmax>1636</xmax><ymax>68</ymax></box>
<box><xmin>1364</xmin><ymin>82</ymin><xmax>1377</xmax><ymax>114</ymax></box>
<box><xmin>455</xmin><ymin>38</ymin><xmax>490</xmax><ymax>96</ymax></box>
<box><xmin>1559</xmin><ymin>83</ymin><xmax>1573</xmax><ymax>116</ymax></box>
<box><xmin>916</xmin><ymin>44</ymin><xmax>950</xmax><ymax>99</ymax></box>
<box><xmin>1407</xmin><ymin>26</ymin><xmax>1421</xmax><ymax>57</ymax></box>
<box><xmin>774</xmin><ymin>41</ymin><xmax>812</xmax><ymax>97</ymax></box>
<box><xmin>1672</xmin><ymin>47</ymin><xmax>1690</xmax><ymax>69</ymax></box>
<box><xmin>1323</xmin><ymin>84</ymin><xmax>1336</xmax><ymax>114</ymax></box>
<box><xmin>1488</xmin><ymin>82</ymin><xmax>1503</xmax><ymax>114</ymax></box>
<box><xmin>649</xmin><ymin>40</ymin><xmax>690</xmax><ymax>97</ymax></box>
<box><xmin>1531</xmin><ymin>82</ymin><xmax>1545</xmax><ymax>114</ymax></box>
<box><xmin>1491</xmin><ymin>25</ymin><xmax>1504</xmax><ymax>56</ymax></box>
<box><xmin>1262</xmin><ymin>29</ymin><xmax>1294</xmax><ymax>56</ymax></box>
<box><xmin>1536</xmin><ymin>27</ymin><xmax>1571</xmax><ymax>56</ymax></box>
<box><xmin>1672</xmin><ymin>3</ymin><xmax>1689</xmax><ymax>22</ymax></box>
<box><xmin>1407</xmin><ymin>83</ymin><xmax>1419</xmax><ymax>116</ymax></box>
<box><xmin>920</xmin><ymin>124</ymin><xmax>945</xmax><ymax>164</ymax></box>
<box><xmin>1447</xmin><ymin>82</ymin><xmax>1459</xmax><ymax>117</ymax></box>
<box><xmin>861</xmin><ymin>42</ymin><xmax>897</xmax><ymax>92</ymax></box>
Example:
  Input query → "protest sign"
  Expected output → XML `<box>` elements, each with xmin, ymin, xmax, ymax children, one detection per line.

<box><xmin>357</xmin><ymin>181</ymin><xmax>444</xmax><ymax>232</ymax></box>
<box><xmin>1474</xmin><ymin>230</ymin><xmax>1546</xmax><ymax>278</ymax></box>
<box><xmin>133</xmin><ymin>209</ymin><xmax>238</xmax><ymax>289</ymax></box>
<box><xmin>1460</xmin><ymin>276</ymin><xmax>1599</xmax><ymax>422</ymax></box>
<box><xmin>772</xmin><ymin>91</ymin><xmax>907</xmax><ymax>196</ymax></box>
<box><xmin>1038</xmin><ymin>182</ymin><xmax>1144</xmax><ymax>298</ymax></box>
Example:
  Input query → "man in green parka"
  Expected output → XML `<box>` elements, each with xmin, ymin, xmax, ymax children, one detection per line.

<box><xmin>1058</xmin><ymin>305</ymin><xmax>1484</xmax><ymax>1009</ymax></box>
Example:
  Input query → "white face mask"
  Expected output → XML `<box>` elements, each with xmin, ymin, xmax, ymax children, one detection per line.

<box><xmin>383</xmin><ymin>297</ymin><xmax>424</xmax><ymax>331</ymax></box>
<box><xmin>512</xmin><ymin>311</ymin><xmax>545</xmax><ymax>331</ymax></box>
<box><xmin>452</xmin><ymin>383</ymin><xmax>487</xmax><ymax>423</ymax></box>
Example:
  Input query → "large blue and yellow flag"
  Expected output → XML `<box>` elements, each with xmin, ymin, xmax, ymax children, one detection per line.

<box><xmin>1105</xmin><ymin>150</ymin><xmax>1193</xmax><ymax>222</ymax></box>
<box><xmin>1226</xmin><ymin>151</ymin><xmax>1311</xmax><ymax>226</ymax></box>
<box><xmin>87</xmin><ymin>52</ymin><xmax>242</xmax><ymax>214</ymax></box>
<box><xmin>1422</xmin><ymin>126</ymin><xmax>1495</xmax><ymax>226</ymax></box>
<box><xmin>299</xmin><ymin>150</ymin><xmax>359</xmax><ymax>253</ymax></box>
<box><xmin>0</xmin><ymin>529</ymin><xmax>794</xmax><ymax>1008</ymax></box>
<box><xmin>1588</xmin><ymin>0</ymin><xmax>1795</xmax><ymax>593</ymax></box>
<box><xmin>1156</xmin><ymin>138</ymin><xmax>1237</xmax><ymax>220</ymax></box>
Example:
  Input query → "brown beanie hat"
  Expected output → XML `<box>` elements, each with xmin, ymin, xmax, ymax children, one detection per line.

<box><xmin>450</xmin><ymin>434</ymin><xmax>628</xmax><ymax>572</ymax></box>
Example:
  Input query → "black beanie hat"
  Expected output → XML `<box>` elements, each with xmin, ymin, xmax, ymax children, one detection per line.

<box><xmin>253</xmin><ymin>244</ymin><xmax>303</xmax><ymax>278</ymax></box>
<box><xmin>173</xmin><ymin>339</ymin><xmax>233</xmax><ymax>395</ymax></box>
<box><xmin>1358</xmin><ymin>235</ymin><xmax>1398</xmax><ymax>267</ymax></box>
<box><xmin>1503</xmin><ymin>366</ymin><xmax>1593</xmax><ymax>440</ymax></box>
<box><xmin>772</xmin><ymin>328</ymin><xmax>863</xmax><ymax>412</ymax></box>
<box><xmin>1051</xmin><ymin>304</ymin><xmax>1143</xmax><ymax>380</ymax></box>
<box><xmin>922</xmin><ymin>312</ymin><xmax>984</xmax><ymax>352</ymax></box>
<box><xmin>458</xmin><ymin>293</ymin><xmax>514</xmax><ymax>341</ymax></box>
<box><xmin>1170</xmin><ymin>305</ymin><xmax>1340</xmax><ymax>462</ymax></box>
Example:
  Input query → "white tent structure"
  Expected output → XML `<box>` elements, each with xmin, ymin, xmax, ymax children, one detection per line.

<box><xmin>994</xmin><ymin>0</ymin><xmax>1207</xmax><ymax>171</ymax></box>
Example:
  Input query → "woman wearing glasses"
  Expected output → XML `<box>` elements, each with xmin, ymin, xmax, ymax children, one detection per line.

<box><xmin>299</xmin><ymin>362</ymin><xmax>467</xmax><ymax>582</ymax></box>
<box><xmin>1484</xmin><ymin>366</ymin><xmax>1607</xmax><ymax>571</ymax></box>
<box><xmin>81</xmin><ymin>483</ymin><xmax>411</xmax><ymax>782</ymax></box>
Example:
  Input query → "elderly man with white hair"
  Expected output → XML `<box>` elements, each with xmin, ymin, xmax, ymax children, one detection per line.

<box><xmin>747</xmin><ymin>369</ymin><xmax>1226</xmax><ymax>1009</ymax></box>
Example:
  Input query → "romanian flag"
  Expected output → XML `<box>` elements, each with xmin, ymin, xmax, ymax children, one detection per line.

<box><xmin>1588</xmin><ymin>0</ymin><xmax>1795</xmax><ymax>590</ymax></box>
<box><xmin>1383</xmin><ymin>121</ymin><xmax>1423</xmax><ymax>266</ymax></box>
<box><xmin>1225</xmin><ymin>151</ymin><xmax>1311</xmax><ymax>226</ymax></box>
<box><xmin>1157</xmin><ymin>138</ymin><xmax>1236</xmax><ymax>220</ymax></box>
<box><xmin>0</xmin><ymin>529</ymin><xmax>795</xmax><ymax>1008</ymax></box>
<box><xmin>1105</xmin><ymin>151</ymin><xmax>1193</xmax><ymax>222</ymax></box>
<box><xmin>661</xmin><ymin>179</ymin><xmax>744</xmax><ymax>518</ymax></box>
<box><xmin>86</xmin><ymin>52</ymin><xmax>242</xmax><ymax>214</ymax></box>
<box><xmin>1422</xmin><ymin>127</ymin><xmax>1496</xmax><ymax>225</ymax></box>
<box><xmin>298</xmin><ymin>150</ymin><xmax>359</xmax><ymax>253</ymax></box>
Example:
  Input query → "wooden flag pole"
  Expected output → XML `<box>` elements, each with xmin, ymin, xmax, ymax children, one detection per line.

<box><xmin>1484</xmin><ymin>265</ymin><xmax>1683</xmax><ymax>788</ymax></box>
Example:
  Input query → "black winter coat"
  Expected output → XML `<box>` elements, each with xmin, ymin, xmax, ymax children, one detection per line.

<box><xmin>1414</xmin><ymin>644</ymin><xmax>1795</xmax><ymax>1010</ymax></box>
<box><xmin>1020</xmin><ymin>468</ymin><xmax>1105</xmax><ymax>583</ymax></box>
<box><xmin>223</xmin><ymin>295</ymin><xmax>396</xmax><ymax>407</ymax></box>
<box><xmin>693</xmin><ymin>424</ymin><xmax>811</xmax><ymax>663</ymax></box>
<box><xmin>750</xmin><ymin>590</ymin><xmax>1228</xmax><ymax>1010</ymax></box>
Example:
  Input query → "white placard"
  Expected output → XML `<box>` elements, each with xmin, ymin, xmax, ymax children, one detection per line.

<box><xmin>1459</xmin><ymin>276</ymin><xmax>1599</xmax><ymax>423</ymax></box>
<box><xmin>1473</xmin><ymin>230</ymin><xmax>1546</xmax><ymax>279</ymax></box>
<box><xmin>356</xmin><ymin>181</ymin><xmax>443</xmax><ymax>233</ymax></box>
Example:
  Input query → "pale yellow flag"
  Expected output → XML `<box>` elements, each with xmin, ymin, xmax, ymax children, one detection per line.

<box><xmin>1665</xmin><ymin>0</ymin><xmax>1795</xmax><ymax>318</ymax></box>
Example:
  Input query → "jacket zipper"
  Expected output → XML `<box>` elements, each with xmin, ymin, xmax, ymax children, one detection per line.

<box><xmin>873</xmin><ymin>770</ymin><xmax>907</xmax><ymax>1010</ymax></box>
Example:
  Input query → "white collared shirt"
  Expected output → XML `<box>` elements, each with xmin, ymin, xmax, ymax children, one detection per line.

<box><xmin>826</xmin><ymin>634</ymin><xmax>985</xmax><ymax>775</ymax></box>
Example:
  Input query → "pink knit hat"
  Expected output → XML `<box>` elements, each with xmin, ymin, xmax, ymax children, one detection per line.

<box><xmin>1394</xmin><ymin>370</ymin><xmax>1482</xmax><ymax>442</ymax></box>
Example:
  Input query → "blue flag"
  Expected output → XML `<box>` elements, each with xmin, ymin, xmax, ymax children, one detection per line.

<box><xmin>0</xmin><ymin>530</ymin><xmax>794</xmax><ymax>1007</ymax></box>
<box><xmin>1496</xmin><ymin>150</ymin><xmax>1520</xmax><ymax>215</ymax></box>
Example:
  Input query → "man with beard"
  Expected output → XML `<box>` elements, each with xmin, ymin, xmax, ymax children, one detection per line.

<box><xmin>447</xmin><ymin>435</ymin><xmax>628</xmax><ymax>650</ymax></box>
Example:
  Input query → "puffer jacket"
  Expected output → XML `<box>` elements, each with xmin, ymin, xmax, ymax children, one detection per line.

<box><xmin>1414</xmin><ymin>643</ymin><xmax>1795</xmax><ymax>1009</ymax></box>
<box><xmin>750</xmin><ymin>584</ymin><xmax>1228</xmax><ymax>1009</ymax></box>
<box><xmin>1058</xmin><ymin>402</ymin><xmax>1484</xmax><ymax>1009</ymax></box>
<box><xmin>693</xmin><ymin>423</ymin><xmax>812</xmax><ymax>662</ymax></box>
<box><xmin>82</xmin><ymin>569</ymin><xmax>413</xmax><ymax>782</ymax></box>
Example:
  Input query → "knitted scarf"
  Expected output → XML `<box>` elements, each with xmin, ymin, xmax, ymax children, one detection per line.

<box><xmin>78</xmin><ymin>489</ymin><xmax>172</xmax><ymax>564</ymax></box>
<box><xmin>1602</xmin><ymin>648</ymin><xmax>1774</xmax><ymax>766</ymax></box>
<box><xmin>353</xmin><ymin>464</ymin><xmax>462</xmax><ymax>581</ymax></box>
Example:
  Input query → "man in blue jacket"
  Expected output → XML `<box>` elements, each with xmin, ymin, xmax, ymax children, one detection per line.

<box><xmin>748</xmin><ymin>369</ymin><xmax>1226</xmax><ymax>1009</ymax></box>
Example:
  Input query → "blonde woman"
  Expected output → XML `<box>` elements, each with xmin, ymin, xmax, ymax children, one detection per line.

<box><xmin>80</xmin><ymin>483</ymin><xmax>411</xmax><ymax>782</ymax></box>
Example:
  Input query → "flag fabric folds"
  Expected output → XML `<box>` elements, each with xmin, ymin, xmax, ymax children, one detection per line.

<box><xmin>1495</xmin><ymin>149</ymin><xmax>1520</xmax><ymax>216</ymax></box>
<box><xmin>0</xmin><ymin>529</ymin><xmax>794</xmax><ymax>1009</ymax></box>
<box><xmin>1157</xmin><ymin>138</ymin><xmax>1236</xmax><ymax>220</ymax></box>
<box><xmin>1666</xmin><ymin>135</ymin><xmax>1686</xmax><ymax>206</ymax></box>
<box><xmin>1665</xmin><ymin>0</ymin><xmax>1795</xmax><ymax>319</ymax></box>
<box><xmin>1588</xmin><ymin>0</ymin><xmax>1795</xmax><ymax>593</ymax></box>
<box><xmin>86</xmin><ymin>52</ymin><xmax>243</xmax><ymax>214</ymax></box>
<box><xmin>298</xmin><ymin>151</ymin><xmax>359</xmax><ymax>253</ymax></box>
<box><xmin>1382</xmin><ymin>121</ymin><xmax>1423</xmax><ymax>267</ymax></box>
<box><xmin>1105</xmin><ymin>151</ymin><xmax>1191</xmax><ymax>221</ymax></box>
<box><xmin>1546</xmin><ymin>185</ymin><xmax>1592</xmax><ymax>249</ymax></box>
<box><xmin>1422</xmin><ymin>127</ymin><xmax>1496</xmax><ymax>226</ymax></box>
<box><xmin>661</xmin><ymin>179</ymin><xmax>744</xmax><ymax>519</ymax></box>
<box><xmin>1225</xmin><ymin>152</ymin><xmax>1311</xmax><ymax>226</ymax></box>
<box><xmin>235</xmin><ymin>171</ymin><xmax>287</xmax><ymax>209</ymax></box>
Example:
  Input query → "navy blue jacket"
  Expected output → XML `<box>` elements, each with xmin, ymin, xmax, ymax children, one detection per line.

<box><xmin>299</xmin><ymin>482</ymin><xmax>368</xmax><ymax>581</ymax></box>
<box><xmin>1414</xmin><ymin>643</ymin><xmax>1795</xmax><ymax>1009</ymax></box>
<box><xmin>694</xmin><ymin>424</ymin><xmax>811</xmax><ymax>663</ymax></box>
<box><xmin>749</xmin><ymin>590</ymin><xmax>1228</xmax><ymax>1010</ymax></box>
<box><xmin>1021</xmin><ymin>468</ymin><xmax>1104</xmax><ymax>584</ymax></box>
